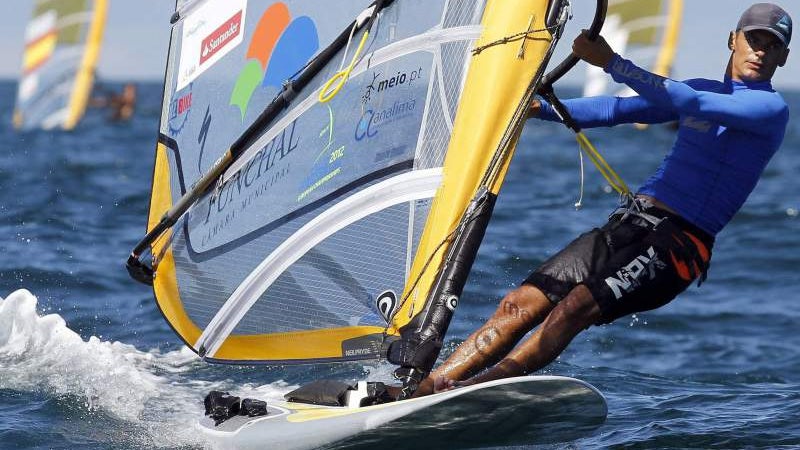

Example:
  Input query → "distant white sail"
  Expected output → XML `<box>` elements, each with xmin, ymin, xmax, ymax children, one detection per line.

<box><xmin>13</xmin><ymin>0</ymin><xmax>108</xmax><ymax>131</ymax></box>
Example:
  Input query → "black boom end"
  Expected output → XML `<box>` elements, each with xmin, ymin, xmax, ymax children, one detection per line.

<box><xmin>126</xmin><ymin>254</ymin><xmax>154</xmax><ymax>286</ymax></box>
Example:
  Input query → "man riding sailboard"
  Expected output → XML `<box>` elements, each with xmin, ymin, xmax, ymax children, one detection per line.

<box><xmin>414</xmin><ymin>2</ymin><xmax>792</xmax><ymax>396</ymax></box>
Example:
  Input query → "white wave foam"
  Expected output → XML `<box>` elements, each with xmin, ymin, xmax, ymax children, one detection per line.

<box><xmin>0</xmin><ymin>289</ymin><xmax>278</xmax><ymax>448</ymax></box>
<box><xmin>0</xmin><ymin>289</ymin><xmax>400</xmax><ymax>448</ymax></box>
<box><xmin>1</xmin><ymin>290</ymin><xmax>160</xmax><ymax>414</ymax></box>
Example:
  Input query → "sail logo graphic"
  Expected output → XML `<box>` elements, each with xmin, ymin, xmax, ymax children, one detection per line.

<box><xmin>361</xmin><ymin>68</ymin><xmax>423</xmax><ymax>104</ymax></box>
<box><xmin>298</xmin><ymin>108</ymin><xmax>342</xmax><ymax>202</ymax></box>
<box><xmin>230</xmin><ymin>3</ymin><xmax>320</xmax><ymax>120</ymax></box>
<box><xmin>168</xmin><ymin>84</ymin><xmax>193</xmax><ymax>136</ymax></box>
<box><xmin>184</xmin><ymin>18</ymin><xmax>207</xmax><ymax>39</ymax></box>
<box><xmin>177</xmin><ymin>0</ymin><xmax>246</xmax><ymax>91</ymax></box>
<box><xmin>200</xmin><ymin>11</ymin><xmax>242</xmax><ymax>65</ymax></box>
<box><xmin>201</xmin><ymin>119</ymin><xmax>299</xmax><ymax>241</ymax></box>
<box><xmin>355</xmin><ymin>98</ymin><xmax>417</xmax><ymax>141</ymax></box>
<box><xmin>376</xmin><ymin>290</ymin><xmax>398</xmax><ymax>323</ymax></box>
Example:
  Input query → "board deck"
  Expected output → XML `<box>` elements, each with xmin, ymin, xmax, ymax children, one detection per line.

<box><xmin>198</xmin><ymin>376</ymin><xmax>607</xmax><ymax>450</ymax></box>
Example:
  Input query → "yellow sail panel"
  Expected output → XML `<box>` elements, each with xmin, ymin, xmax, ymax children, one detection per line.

<box><xmin>390</xmin><ymin>0</ymin><xmax>554</xmax><ymax>332</ymax></box>
<box><xmin>150</xmin><ymin>142</ymin><xmax>203</xmax><ymax>345</ymax></box>
<box><xmin>212</xmin><ymin>327</ymin><xmax>389</xmax><ymax>361</ymax></box>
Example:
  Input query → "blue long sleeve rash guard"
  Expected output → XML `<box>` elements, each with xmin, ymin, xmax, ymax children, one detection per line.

<box><xmin>537</xmin><ymin>54</ymin><xmax>789</xmax><ymax>236</ymax></box>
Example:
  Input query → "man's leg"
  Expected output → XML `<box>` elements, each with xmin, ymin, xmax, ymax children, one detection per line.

<box><xmin>455</xmin><ymin>284</ymin><xmax>602</xmax><ymax>386</ymax></box>
<box><xmin>413</xmin><ymin>284</ymin><xmax>555</xmax><ymax>397</ymax></box>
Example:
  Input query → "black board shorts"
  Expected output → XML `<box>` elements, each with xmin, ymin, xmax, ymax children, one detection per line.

<box><xmin>523</xmin><ymin>205</ymin><xmax>714</xmax><ymax>325</ymax></box>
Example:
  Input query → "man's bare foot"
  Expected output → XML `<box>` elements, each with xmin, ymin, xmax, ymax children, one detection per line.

<box><xmin>433</xmin><ymin>376</ymin><xmax>475</xmax><ymax>393</ymax></box>
<box><xmin>385</xmin><ymin>384</ymin><xmax>403</xmax><ymax>400</ymax></box>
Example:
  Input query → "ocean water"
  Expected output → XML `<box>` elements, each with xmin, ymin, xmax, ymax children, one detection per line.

<box><xmin>0</xmin><ymin>79</ymin><xmax>798</xmax><ymax>450</ymax></box>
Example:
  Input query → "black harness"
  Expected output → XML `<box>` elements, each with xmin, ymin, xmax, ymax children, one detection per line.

<box><xmin>610</xmin><ymin>198</ymin><xmax>713</xmax><ymax>285</ymax></box>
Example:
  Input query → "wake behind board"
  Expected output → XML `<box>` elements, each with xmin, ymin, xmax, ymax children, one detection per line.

<box><xmin>198</xmin><ymin>376</ymin><xmax>607</xmax><ymax>450</ymax></box>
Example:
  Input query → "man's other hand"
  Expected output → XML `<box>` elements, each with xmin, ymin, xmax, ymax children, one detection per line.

<box><xmin>528</xmin><ymin>99</ymin><xmax>542</xmax><ymax>119</ymax></box>
<box><xmin>572</xmin><ymin>30</ymin><xmax>615</xmax><ymax>69</ymax></box>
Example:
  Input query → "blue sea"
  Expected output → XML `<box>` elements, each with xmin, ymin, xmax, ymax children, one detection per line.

<box><xmin>1</xmin><ymin>79</ymin><xmax>798</xmax><ymax>450</ymax></box>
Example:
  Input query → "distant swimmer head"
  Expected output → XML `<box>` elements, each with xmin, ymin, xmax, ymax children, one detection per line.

<box><xmin>737</xmin><ymin>3</ymin><xmax>792</xmax><ymax>47</ymax></box>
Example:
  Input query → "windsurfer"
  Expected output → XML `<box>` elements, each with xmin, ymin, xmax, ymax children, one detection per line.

<box><xmin>91</xmin><ymin>82</ymin><xmax>137</xmax><ymax>121</ymax></box>
<box><xmin>413</xmin><ymin>2</ymin><xmax>792</xmax><ymax>396</ymax></box>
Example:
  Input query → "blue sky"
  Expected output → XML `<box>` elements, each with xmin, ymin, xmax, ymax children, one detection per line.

<box><xmin>0</xmin><ymin>1</ymin><xmax>797</xmax><ymax>90</ymax></box>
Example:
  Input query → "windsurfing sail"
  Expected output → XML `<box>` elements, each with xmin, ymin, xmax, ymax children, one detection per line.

<box><xmin>584</xmin><ymin>0</ymin><xmax>682</xmax><ymax>97</ymax></box>
<box><xmin>13</xmin><ymin>0</ymin><xmax>108</xmax><ymax>131</ymax></box>
<box><xmin>133</xmin><ymin>0</ymin><xmax>573</xmax><ymax>374</ymax></box>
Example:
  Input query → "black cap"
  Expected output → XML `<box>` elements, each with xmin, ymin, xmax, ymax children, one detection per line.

<box><xmin>737</xmin><ymin>3</ymin><xmax>792</xmax><ymax>46</ymax></box>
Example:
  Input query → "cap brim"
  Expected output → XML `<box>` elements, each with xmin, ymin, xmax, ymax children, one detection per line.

<box><xmin>740</xmin><ymin>25</ymin><xmax>790</xmax><ymax>46</ymax></box>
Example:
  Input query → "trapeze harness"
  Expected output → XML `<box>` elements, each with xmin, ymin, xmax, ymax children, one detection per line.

<box><xmin>611</xmin><ymin>196</ymin><xmax>712</xmax><ymax>286</ymax></box>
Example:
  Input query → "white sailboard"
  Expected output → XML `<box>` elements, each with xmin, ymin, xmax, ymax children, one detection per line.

<box><xmin>199</xmin><ymin>376</ymin><xmax>607</xmax><ymax>450</ymax></box>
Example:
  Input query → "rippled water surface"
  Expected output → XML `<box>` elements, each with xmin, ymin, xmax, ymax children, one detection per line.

<box><xmin>1</xmin><ymin>80</ymin><xmax>798</xmax><ymax>449</ymax></box>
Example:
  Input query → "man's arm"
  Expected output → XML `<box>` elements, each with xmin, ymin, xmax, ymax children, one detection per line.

<box><xmin>604</xmin><ymin>56</ymin><xmax>787</xmax><ymax>133</ymax></box>
<box><xmin>530</xmin><ymin>95</ymin><xmax>677</xmax><ymax>127</ymax></box>
<box><xmin>571</xmin><ymin>30</ymin><xmax>788</xmax><ymax>134</ymax></box>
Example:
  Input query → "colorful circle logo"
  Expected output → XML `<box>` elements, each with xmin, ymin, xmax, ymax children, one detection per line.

<box><xmin>230</xmin><ymin>3</ymin><xmax>319</xmax><ymax>120</ymax></box>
